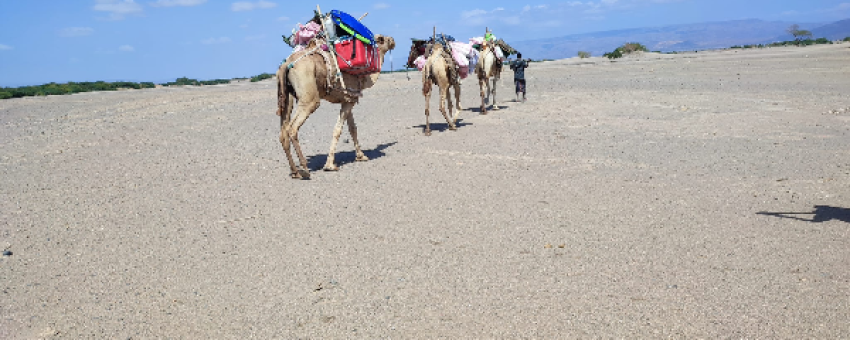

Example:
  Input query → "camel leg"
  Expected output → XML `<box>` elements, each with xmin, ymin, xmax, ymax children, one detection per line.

<box><xmin>277</xmin><ymin>80</ymin><xmax>300</xmax><ymax>178</ymax></box>
<box><xmin>478</xmin><ymin>77</ymin><xmax>488</xmax><ymax>115</ymax></box>
<box><xmin>323</xmin><ymin>104</ymin><xmax>350</xmax><ymax>171</ymax></box>
<box><xmin>344</xmin><ymin>106</ymin><xmax>368</xmax><ymax>162</ymax></box>
<box><xmin>279</xmin><ymin>106</ymin><xmax>300</xmax><ymax>179</ymax></box>
<box><xmin>454</xmin><ymin>82</ymin><xmax>463</xmax><ymax>112</ymax></box>
<box><xmin>288</xmin><ymin>101</ymin><xmax>319</xmax><ymax>179</ymax></box>
<box><xmin>424</xmin><ymin>81</ymin><xmax>433</xmax><ymax>136</ymax></box>
<box><xmin>490</xmin><ymin>77</ymin><xmax>499</xmax><ymax>111</ymax></box>
<box><xmin>441</xmin><ymin>84</ymin><xmax>456</xmax><ymax>131</ymax></box>
<box><xmin>451</xmin><ymin>82</ymin><xmax>462</xmax><ymax>125</ymax></box>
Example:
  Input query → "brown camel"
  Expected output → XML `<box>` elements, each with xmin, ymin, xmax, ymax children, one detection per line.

<box><xmin>421</xmin><ymin>42</ymin><xmax>463</xmax><ymax>136</ymax></box>
<box><xmin>475</xmin><ymin>42</ymin><xmax>501</xmax><ymax>114</ymax></box>
<box><xmin>276</xmin><ymin>35</ymin><xmax>396</xmax><ymax>179</ymax></box>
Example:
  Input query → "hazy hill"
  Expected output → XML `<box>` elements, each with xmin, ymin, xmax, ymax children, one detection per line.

<box><xmin>512</xmin><ymin>19</ymin><xmax>849</xmax><ymax>60</ymax></box>
<box><xmin>811</xmin><ymin>19</ymin><xmax>850</xmax><ymax>40</ymax></box>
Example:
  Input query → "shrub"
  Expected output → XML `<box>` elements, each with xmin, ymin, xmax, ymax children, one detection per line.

<box><xmin>577</xmin><ymin>51</ymin><xmax>591</xmax><ymax>58</ymax></box>
<box><xmin>604</xmin><ymin>42</ymin><xmax>648</xmax><ymax>59</ymax></box>
<box><xmin>844</xmin><ymin>37</ymin><xmax>850</xmax><ymax>42</ymax></box>
<box><xmin>0</xmin><ymin>91</ymin><xmax>11</xmax><ymax>99</ymax></box>
<box><xmin>603</xmin><ymin>49</ymin><xmax>622</xmax><ymax>59</ymax></box>
<box><xmin>621</xmin><ymin>42</ymin><xmax>648</xmax><ymax>54</ymax></box>
<box><xmin>250</xmin><ymin>72</ymin><xmax>274</xmax><ymax>82</ymax></box>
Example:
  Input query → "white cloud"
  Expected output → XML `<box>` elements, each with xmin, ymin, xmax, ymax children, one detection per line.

<box><xmin>462</xmin><ymin>9</ymin><xmax>488</xmax><ymax>19</ymax></box>
<box><xmin>837</xmin><ymin>2</ymin><xmax>850</xmax><ymax>10</ymax></box>
<box><xmin>202</xmin><ymin>37</ymin><xmax>232</xmax><ymax>44</ymax></box>
<box><xmin>94</xmin><ymin>0</ymin><xmax>143</xmax><ymax>20</ymax></box>
<box><xmin>59</xmin><ymin>27</ymin><xmax>95</xmax><ymax>37</ymax></box>
<box><xmin>461</xmin><ymin>8</ymin><xmax>524</xmax><ymax>25</ymax></box>
<box><xmin>374</xmin><ymin>3</ymin><xmax>390</xmax><ymax>9</ymax></box>
<box><xmin>95</xmin><ymin>48</ymin><xmax>116</xmax><ymax>55</ymax></box>
<box><xmin>0</xmin><ymin>44</ymin><xmax>12</xmax><ymax>51</ymax></box>
<box><xmin>231</xmin><ymin>1</ymin><xmax>276</xmax><ymax>11</ymax></box>
<box><xmin>502</xmin><ymin>16</ymin><xmax>521</xmax><ymax>25</ymax></box>
<box><xmin>119</xmin><ymin>44</ymin><xmax>135</xmax><ymax>52</ymax></box>
<box><xmin>149</xmin><ymin>0</ymin><xmax>207</xmax><ymax>7</ymax></box>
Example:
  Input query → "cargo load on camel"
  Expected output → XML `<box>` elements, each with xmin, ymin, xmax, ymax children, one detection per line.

<box><xmin>407</xmin><ymin>30</ymin><xmax>517</xmax><ymax>81</ymax></box>
<box><xmin>283</xmin><ymin>9</ymin><xmax>381</xmax><ymax>76</ymax></box>
<box><xmin>407</xmin><ymin>34</ymin><xmax>479</xmax><ymax>80</ymax></box>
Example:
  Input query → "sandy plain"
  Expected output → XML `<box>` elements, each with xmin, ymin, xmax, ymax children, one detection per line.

<box><xmin>1</xmin><ymin>43</ymin><xmax>849</xmax><ymax>339</ymax></box>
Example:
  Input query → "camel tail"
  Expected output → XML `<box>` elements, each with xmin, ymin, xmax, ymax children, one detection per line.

<box><xmin>276</xmin><ymin>67</ymin><xmax>292</xmax><ymax>120</ymax></box>
<box><xmin>422</xmin><ymin>63</ymin><xmax>432</xmax><ymax>96</ymax></box>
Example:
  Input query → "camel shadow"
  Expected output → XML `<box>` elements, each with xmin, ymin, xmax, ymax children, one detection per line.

<box><xmin>307</xmin><ymin>141</ymin><xmax>397</xmax><ymax>171</ymax></box>
<box><xmin>757</xmin><ymin>205</ymin><xmax>850</xmax><ymax>224</ymax></box>
<box><xmin>411</xmin><ymin>119</ymin><xmax>472</xmax><ymax>133</ymax></box>
<box><xmin>467</xmin><ymin>105</ymin><xmax>509</xmax><ymax>113</ymax></box>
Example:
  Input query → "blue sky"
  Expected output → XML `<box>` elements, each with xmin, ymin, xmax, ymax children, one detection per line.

<box><xmin>1</xmin><ymin>0</ymin><xmax>848</xmax><ymax>87</ymax></box>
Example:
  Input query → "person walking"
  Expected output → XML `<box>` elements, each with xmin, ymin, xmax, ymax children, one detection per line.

<box><xmin>509</xmin><ymin>53</ymin><xmax>529</xmax><ymax>102</ymax></box>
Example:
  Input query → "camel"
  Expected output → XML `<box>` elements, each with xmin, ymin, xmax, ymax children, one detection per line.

<box><xmin>421</xmin><ymin>42</ymin><xmax>463</xmax><ymax>136</ymax></box>
<box><xmin>475</xmin><ymin>41</ymin><xmax>501</xmax><ymax>114</ymax></box>
<box><xmin>276</xmin><ymin>34</ymin><xmax>396</xmax><ymax>179</ymax></box>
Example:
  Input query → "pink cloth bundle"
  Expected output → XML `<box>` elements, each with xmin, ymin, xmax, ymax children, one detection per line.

<box><xmin>414</xmin><ymin>55</ymin><xmax>427</xmax><ymax>70</ymax></box>
<box><xmin>293</xmin><ymin>21</ymin><xmax>322</xmax><ymax>46</ymax></box>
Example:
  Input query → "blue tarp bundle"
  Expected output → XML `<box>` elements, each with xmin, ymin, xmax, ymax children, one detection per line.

<box><xmin>330</xmin><ymin>10</ymin><xmax>375</xmax><ymax>45</ymax></box>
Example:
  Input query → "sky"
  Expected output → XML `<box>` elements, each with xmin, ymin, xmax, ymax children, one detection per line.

<box><xmin>1</xmin><ymin>0</ymin><xmax>848</xmax><ymax>87</ymax></box>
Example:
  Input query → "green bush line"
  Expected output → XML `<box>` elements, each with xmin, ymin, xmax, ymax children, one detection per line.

<box><xmin>0</xmin><ymin>81</ymin><xmax>156</xmax><ymax>99</ymax></box>
<box><xmin>1</xmin><ymin>73</ymin><xmax>276</xmax><ymax>100</ymax></box>
<box><xmin>730</xmin><ymin>37</ymin><xmax>836</xmax><ymax>49</ymax></box>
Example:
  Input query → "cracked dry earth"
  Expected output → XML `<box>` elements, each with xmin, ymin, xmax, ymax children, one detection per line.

<box><xmin>2</xmin><ymin>44</ymin><xmax>849</xmax><ymax>338</ymax></box>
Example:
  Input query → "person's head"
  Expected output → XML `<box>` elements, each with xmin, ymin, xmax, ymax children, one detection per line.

<box><xmin>517</xmin><ymin>53</ymin><xmax>522</xmax><ymax>59</ymax></box>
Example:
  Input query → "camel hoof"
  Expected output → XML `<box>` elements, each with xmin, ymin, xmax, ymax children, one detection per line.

<box><xmin>290</xmin><ymin>172</ymin><xmax>302</xmax><ymax>179</ymax></box>
<box><xmin>424</xmin><ymin>131</ymin><xmax>432</xmax><ymax>136</ymax></box>
<box><xmin>491</xmin><ymin>106</ymin><xmax>500</xmax><ymax>111</ymax></box>
<box><xmin>323</xmin><ymin>164</ymin><xmax>339</xmax><ymax>172</ymax></box>
<box><xmin>449</xmin><ymin>126</ymin><xmax>457</xmax><ymax>131</ymax></box>
<box><xmin>356</xmin><ymin>155</ymin><xmax>369</xmax><ymax>162</ymax></box>
<box><xmin>297</xmin><ymin>169</ymin><xmax>311</xmax><ymax>179</ymax></box>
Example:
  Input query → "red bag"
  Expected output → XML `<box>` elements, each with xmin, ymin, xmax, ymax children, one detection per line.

<box><xmin>335</xmin><ymin>38</ymin><xmax>380</xmax><ymax>75</ymax></box>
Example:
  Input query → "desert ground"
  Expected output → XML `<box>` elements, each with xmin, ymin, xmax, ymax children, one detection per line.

<box><xmin>2</xmin><ymin>43</ymin><xmax>849</xmax><ymax>338</ymax></box>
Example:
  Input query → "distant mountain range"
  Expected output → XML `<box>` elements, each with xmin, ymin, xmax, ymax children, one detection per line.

<box><xmin>512</xmin><ymin>18</ymin><xmax>850</xmax><ymax>60</ymax></box>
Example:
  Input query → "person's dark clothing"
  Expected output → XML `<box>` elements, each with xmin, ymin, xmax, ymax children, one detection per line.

<box><xmin>509</xmin><ymin>59</ymin><xmax>529</xmax><ymax>80</ymax></box>
<box><xmin>510</xmin><ymin>59</ymin><xmax>529</xmax><ymax>94</ymax></box>
<box><xmin>514</xmin><ymin>79</ymin><xmax>526</xmax><ymax>95</ymax></box>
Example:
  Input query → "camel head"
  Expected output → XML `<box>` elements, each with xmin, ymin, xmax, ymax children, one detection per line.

<box><xmin>427</xmin><ymin>42</ymin><xmax>446</xmax><ymax>57</ymax></box>
<box><xmin>375</xmin><ymin>35</ymin><xmax>396</xmax><ymax>60</ymax></box>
